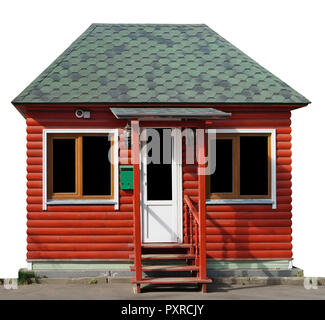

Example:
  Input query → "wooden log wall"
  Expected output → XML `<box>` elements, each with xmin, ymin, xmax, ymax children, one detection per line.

<box><xmin>183</xmin><ymin>108</ymin><xmax>293</xmax><ymax>260</ymax></box>
<box><xmin>26</xmin><ymin>107</ymin><xmax>132</xmax><ymax>260</ymax></box>
<box><xmin>26</xmin><ymin>105</ymin><xmax>293</xmax><ymax>261</ymax></box>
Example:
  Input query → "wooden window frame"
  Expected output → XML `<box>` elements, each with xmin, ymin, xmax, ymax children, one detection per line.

<box><xmin>206</xmin><ymin>135</ymin><xmax>237</xmax><ymax>199</ymax></box>
<box><xmin>47</xmin><ymin>133</ymin><xmax>114</xmax><ymax>201</ymax></box>
<box><xmin>207</xmin><ymin>133</ymin><xmax>272</xmax><ymax>200</ymax></box>
<box><xmin>42</xmin><ymin>129</ymin><xmax>119</xmax><ymax>210</ymax></box>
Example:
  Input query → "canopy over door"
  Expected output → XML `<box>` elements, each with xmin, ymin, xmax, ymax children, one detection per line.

<box><xmin>110</xmin><ymin>107</ymin><xmax>231</xmax><ymax>120</ymax></box>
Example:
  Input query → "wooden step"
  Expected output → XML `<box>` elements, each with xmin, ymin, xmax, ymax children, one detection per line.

<box><xmin>129</xmin><ymin>243</ymin><xmax>192</xmax><ymax>249</ymax></box>
<box><xmin>141</xmin><ymin>243</ymin><xmax>192</xmax><ymax>249</ymax></box>
<box><xmin>131</xmin><ymin>277</ymin><xmax>212</xmax><ymax>284</ymax></box>
<box><xmin>130</xmin><ymin>265</ymin><xmax>199</xmax><ymax>272</ymax></box>
<box><xmin>129</xmin><ymin>253</ymin><xmax>195</xmax><ymax>260</ymax></box>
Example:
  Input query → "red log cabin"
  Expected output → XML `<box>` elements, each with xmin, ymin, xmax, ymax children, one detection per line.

<box><xmin>12</xmin><ymin>24</ymin><xmax>310</xmax><ymax>292</ymax></box>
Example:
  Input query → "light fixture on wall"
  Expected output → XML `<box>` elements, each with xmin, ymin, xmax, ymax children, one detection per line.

<box><xmin>123</xmin><ymin>122</ymin><xmax>131</xmax><ymax>149</ymax></box>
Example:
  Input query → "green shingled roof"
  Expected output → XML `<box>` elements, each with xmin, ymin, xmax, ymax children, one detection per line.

<box><xmin>12</xmin><ymin>24</ymin><xmax>310</xmax><ymax>105</ymax></box>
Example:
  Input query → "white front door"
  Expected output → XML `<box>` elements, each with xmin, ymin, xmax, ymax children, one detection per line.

<box><xmin>141</xmin><ymin>128</ymin><xmax>182</xmax><ymax>243</ymax></box>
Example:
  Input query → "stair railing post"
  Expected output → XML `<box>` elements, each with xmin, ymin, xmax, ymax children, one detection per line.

<box><xmin>195</xmin><ymin>221</ymin><xmax>199</xmax><ymax>266</ymax></box>
<box><xmin>189</xmin><ymin>208</ymin><xmax>193</xmax><ymax>255</ymax></box>
<box><xmin>131</xmin><ymin>120</ymin><xmax>142</xmax><ymax>289</ymax></box>
<box><xmin>184</xmin><ymin>203</ymin><xmax>188</xmax><ymax>244</ymax></box>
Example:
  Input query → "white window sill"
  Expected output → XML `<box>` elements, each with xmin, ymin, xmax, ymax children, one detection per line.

<box><xmin>47</xmin><ymin>199</ymin><xmax>117</xmax><ymax>205</ymax></box>
<box><xmin>206</xmin><ymin>199</ymin><xmax>276</xmax><ymax>209</ymax></box>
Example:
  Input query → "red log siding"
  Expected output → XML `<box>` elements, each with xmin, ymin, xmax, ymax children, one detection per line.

<box><xmin>183</xmin><ymin>109</ymin><xmax>293</xmax><ymax>260</ymax></box>
<box><xmin>26</xmin><ymin>107</ymin><xmax>132</xmax><ymax>260</ymax></box>
<box><xmin>26</xmin><ymin>106</ymin><xmax>293</xmax><ymax>261</ymax></box>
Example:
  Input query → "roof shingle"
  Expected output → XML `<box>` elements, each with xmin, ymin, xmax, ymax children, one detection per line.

<box><xmin>12</xmin><ymin>24</ymin><xmax>310</xmax><ymax>105</ymax></box>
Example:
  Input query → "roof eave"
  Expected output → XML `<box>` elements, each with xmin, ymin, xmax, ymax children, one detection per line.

<box><xmin>11</xmin><ymin>101</ymin><xmax>311</xmax><ymax>106</ymax></box>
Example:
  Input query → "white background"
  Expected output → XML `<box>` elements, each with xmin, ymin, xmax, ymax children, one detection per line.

<box><xmin>0</xmin><ymin>0</ymin><xmax>324</xmax><ymax>278</ymax></box>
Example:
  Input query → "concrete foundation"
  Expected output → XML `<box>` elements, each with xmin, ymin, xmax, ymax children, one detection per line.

<box><xmin>29</xmin><ymin>259</ymin><xmax>303</xmax><ymax>280</ymax></box>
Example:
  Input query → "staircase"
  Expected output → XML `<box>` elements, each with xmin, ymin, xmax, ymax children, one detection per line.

<box><xmin>130</xmin><ymin>194</ymin><xmax>211</xmax><ymax>293</ymax></box>
<box><xmin>129</xmin><ymin>242</ymin><xmax>212</xmax><ymax>293</ymax></box>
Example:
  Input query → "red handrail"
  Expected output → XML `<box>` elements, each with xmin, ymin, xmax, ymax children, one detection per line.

<box><xmin>184</xmin><ymin>195</ymin><xmax>199</xmax><ymax>224</ymax></box>
<box><xmin>184</xmin><ymin>194</ymin><xmax>200</xmax><ymax>267</ymax></box>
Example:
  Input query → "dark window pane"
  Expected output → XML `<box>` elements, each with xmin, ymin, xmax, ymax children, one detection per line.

<box><xmin>147</xmin><ymin>129</ymin><xmax>172</xmax><ymax>200</ymax></box>
<box><xmin>82</xmin><ymin>136</ymin><xmax>111</xmax><ymax>196</ymax></box>
<box><xmin>240</xmin><ymin>136</ymin><xmax>268</xmax><ymax>195</ymax></box>
<box><xmin>210</xmin><ymin>139</ymin><xmax>233</xmax><ymax>193</ymax></box>
<box><xmin>53</xmin><ymin>139</ymin><xmax>75</xmax><ymax>193</ymax></box>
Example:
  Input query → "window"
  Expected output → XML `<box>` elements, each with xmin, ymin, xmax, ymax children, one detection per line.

<box><xmin>146</xmin><ymin>128</ymin><xmax>173</xmax><ymax>201</ymax></box>
<box><xmin>47</xmin><ymin>133</ymin><xmax>114</xmax><ymax>201</ymax></box>
<box><xmin>207</xmin><ymin>133</ymin><xmax>272</xmax><ymax>200</ymax></box>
